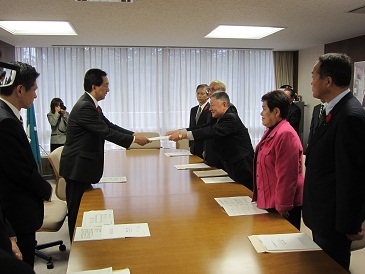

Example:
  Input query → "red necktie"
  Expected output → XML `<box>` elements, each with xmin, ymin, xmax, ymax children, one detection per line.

<box><xmin>97</xmin><ymin>106</ymin><xmax>101</xmax><ymax>115</ymax></box>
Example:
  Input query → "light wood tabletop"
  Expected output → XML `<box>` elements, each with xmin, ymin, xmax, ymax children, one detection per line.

<box><xmin>66</xmin><ymin>149</ymin><xmax>346</xmax><ymax>274</ymax></box>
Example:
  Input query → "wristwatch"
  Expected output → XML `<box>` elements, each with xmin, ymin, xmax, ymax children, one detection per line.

<box><xmin>178</xmin><ymin>132</ymin><xmax>183</xmax><ymax>140</ymax></box>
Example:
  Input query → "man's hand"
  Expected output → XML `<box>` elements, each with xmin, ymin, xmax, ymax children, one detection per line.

<box><xmin>165</xmin><ymin>129</ymin><xmax>180</xmax><ymax>136</ymax></box>
<box><xmin>169</xmin><ymin>131</ymin><xmax>187</xmax><ymax>142</ymax></box>
<box><xmin>346</xmin><ymin>228</ymin><xmax>365</xmax><ymax>241</ymax></box>
<box><xmin>10</xmin><ymin>237</ymin><xmax>23</xmax><ymax>260</ymax></box>
<box><xmin>133</xmin><ymin>134</ymin><xmax>152</xmax><ymax>146</ymax></box>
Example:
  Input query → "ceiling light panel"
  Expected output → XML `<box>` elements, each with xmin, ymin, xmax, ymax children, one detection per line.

<box><xmin>205</xmin><ymin>25</ymin><xmax>284</xmax><ymax>39</ymax></box>
<box><xmin>0</xmin><ymin>21</ymin><xmax>77</xmax><ymax>35</ymax></box>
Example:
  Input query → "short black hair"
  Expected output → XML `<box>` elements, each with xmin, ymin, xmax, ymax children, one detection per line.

<box><xmin>84</xmin><ymin>68</ymin><xmax>107</xmax><ymax>92</ymax></box>
<box><xmin>318</xmin><ymin>53</ymin><xmax>352</xmax><ymax>87</ymax></box>
<box><xmin>0</xmin><ymin>61</ymin><xmax>39</xmax><ymax>96</ymax></box>
<box><xmin>196</xmin><ymin>84</ymin><xmax>208</xmax><ymax>94</ymax></box>
<box><xmin>261</xmin><ymin>90</ymin><xmax>290</xmax><ymax>119</ymax></box>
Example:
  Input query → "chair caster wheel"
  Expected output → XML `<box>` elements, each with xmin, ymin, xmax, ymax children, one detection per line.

<box><xmin>59</xmin><ymin>244</ymin><xmax>66</xmax><ymax>251</ymax></box>
<box><xmin>47</xmin><ymin>261</ymin><xmax>54</xmax><ymax>269</ymax></box>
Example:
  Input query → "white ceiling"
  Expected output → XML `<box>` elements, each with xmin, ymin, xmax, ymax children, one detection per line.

<box><xmin>1</xmin><ymin>0</ymin><xmax>365</xmax><ymax>51</ymax></box>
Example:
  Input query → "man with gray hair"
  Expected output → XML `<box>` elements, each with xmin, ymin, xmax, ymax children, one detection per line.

<box><xmin>169</xmin><ymin>91</ymin><xmax>253</xmax><ymax>190</ymax></box>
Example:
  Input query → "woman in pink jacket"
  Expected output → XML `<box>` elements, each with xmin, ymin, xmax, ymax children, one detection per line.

<box><xmin>252</xmin><ymin>90</ymin><xmax>304</xmax><ymax>230</ymax></box>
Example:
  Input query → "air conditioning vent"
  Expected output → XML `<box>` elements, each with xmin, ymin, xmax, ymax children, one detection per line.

<box><xmin>348</xmin><ymin>6</ymin><xmax>365</xmax><ymax>14</ymax></box>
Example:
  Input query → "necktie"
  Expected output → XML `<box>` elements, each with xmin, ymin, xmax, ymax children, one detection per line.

<box><xmin>97</xmin><ymin>106</ymin><xmax>101</xmax><ymax>115</ymax></box>
<box><xmin>195</xmin><ymin>106</ymin><xmax>202</xmax><ymax>124</ymax></box>
<box><xmin>318</xmin><ymin>105</ymin><xmax>326</xmax><ymax>128</ymax></box>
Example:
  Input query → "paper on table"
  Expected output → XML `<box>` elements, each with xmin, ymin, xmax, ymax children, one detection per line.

<box><xmin>214</xmin><ymin>196</ymin><xmax>268</xmax><ymax>216</ymax></box>
<box><xmin>164</xmin><ymin>150</ymin><xmax>192</xmax><ymax>157</ymax></box>
<box><xmin>101</xmin><ymin>223</ymin><xmax>151</xmax><ymax>239</ymax></box>
<box><xmin>113</xmin><ymin>269</ymin><xmax>131</xmax><ymax>274</ymax></box>
<box><xmin>74</xmin><ymin>227</ymin><xmax>103</xmax><ymax>242</ymax></box>
<box><xmin>82</xmin><ymin>209</ymin><xmax>114</xmax><ymax>227</ymax></box>
<box><xmin>148</xmin><ymin>136</ymin><xmax>170</xmax><ymax>141</ymax></box>
<box><xmin>69</xmin><ymin>267</ymin><xmax>113</xmax><ymax>274</ymax></box>
<box><xmin>201</xmin><ymin>176</ymin><xmax>234</xmax><ymax>184</ymax></box>
<box><xmin>174</xmin><ymin>163</ymin><xmax>210</xmax><ymax>170</ymax></box>
<box><xmin>193</xmin><ymin>169</ymin><xmax>228</xmax><ymax>177</ymax></box>
<box><xmin>99</xmin><ymin>177</ymin><xmax>127</xmax><ymax>183</ymax></box>
<box><xmin>74</xmin><ymin>223</ymin><xmax>151</xmax><ymax>242</ymax></box>
<box><xmin>248</xmin><ymin>233</ymin><xmax>321</xmax><ymax>253</ymax></box>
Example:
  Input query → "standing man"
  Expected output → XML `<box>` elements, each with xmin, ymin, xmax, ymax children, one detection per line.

<box><xmin>282</xmin><ymin>87</ymin><xmax>301</xmax><ymax>135</ymax></box>
<box><xmin>303</xmin><ymin>53</ymin><xmax>365</xmax><ymax>270</ymax></box>
<box><xmin>189</xmin><ymin>84</ymin><xmax>210</xmax><ymax>158</ymax></box>
<box><xmin>60</xmin><ymin>68</ymin><xmax>150</xmax><ymax>242</ymax></box>
<box><xmin>169</xmin><ymin>91</ymin><xmax>254</xmax><ymax>190</ymax></box>
<box><xmin>0</xmin><ymin>61</ymin><xmax>52</xmax><ymax>268</ymax></box>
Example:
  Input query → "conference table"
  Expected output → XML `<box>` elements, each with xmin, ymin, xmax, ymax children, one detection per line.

<box><xmin>66</xmin><ymin>149</ymin><xmax>346</xmax><ymax>274</ymax></box>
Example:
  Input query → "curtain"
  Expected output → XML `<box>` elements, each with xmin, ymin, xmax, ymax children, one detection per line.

<box><xmin>273</xmin><ymin>51</ymin><xmax>293</xmax><ymax>88</ymax></box>
<box><xmin>16</xmin><ymin>47</ymin><xmax>275</xmax><ymax>151</ymax></box>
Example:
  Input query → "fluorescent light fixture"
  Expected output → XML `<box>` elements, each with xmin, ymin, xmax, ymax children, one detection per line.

<box><xmin>205</xmin><ymin>25</ymin><xmax>284</xmax><ymax>39</ymax></box>
<box><xmin>0</xmin><ymin>21</ymin><xmax>77</xmax><ymax>35</ymax></box>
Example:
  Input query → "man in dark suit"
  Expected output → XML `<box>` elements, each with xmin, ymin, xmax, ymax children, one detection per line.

<box><xmin>0</xmin><ymin>61</ymin><xmax>52</xmax><ymax>268</ymax></box>
<box><xmin>283</xmin><ymin>87</ymin><xmax>301</xmax><ymax>135</ymax></box>
<box><xmin>169</xmin><ymin>91</ymin><xmax>254</xmax><ymax>191</ymax></box>
<box><xmin>303</xmin><ymin>53</ymin><xmax>365</xmax><ymax>270</ymax></box>
<box><xmin>307</xmin><ymin>100</ymin><xmax>326</xmax><ymax>144</ymax></box>
<box><xmin>60</xmin><ymin>68</ymin><xmax>150</xmax><ymax>242</ymax></box>
<box><xmin>189</xmin><ymin>84</ymin><xmax>210</xmax><ymax>158</ymax></box>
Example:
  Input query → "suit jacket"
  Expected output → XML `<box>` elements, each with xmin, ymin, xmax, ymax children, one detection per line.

<box><xmin>252</xmin><ymin>120</ymin><xmax>304</xmax><ymax>212</ymax></box>
<box><xmin>303</xmin><ymin>92</ymin><xmax>365</xmax><ymax>236</ymax></box>
<box><xmin>60</xmin><ymin>93</ymin><xmax>135</xmax><ymax>184</ymax></box>
<box><xmin>0</xmin><ymin>201</ymin><xmax>15</xmax><ymax>255</ymax></box>
<box><xmin>188</xmin><ymin>103</ymin><xmax>210</xmax><ymax>158</ymax></box>
<box><xmin>307</xmin><ymin>103</ymin><xmax>322</xmax><ymax>144</ymax></box>
<box><xmin>286</xmin><ymin>102</ymin><xmax>301</xmax><ymax>134</ymax></box>
<box><xmin>0</xmin><ymin>100</ymin><xmax>52</xmax><ymax>234</ymax></box>
<box><xmin>47</xmin><ymin>110</ymin><xmax>69</xmax><ymax>145</ymax></box>
<box><xmin>191</xmin><ymin>108</ymin><xmax>254</xmax><ymax>184</ymax></box>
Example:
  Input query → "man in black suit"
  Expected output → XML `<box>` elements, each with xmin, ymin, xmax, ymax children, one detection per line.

<box><xmin>169</xmin><ymin>91</ymin><xmax>254</xmax><ymax>190</ymax></box>
<box><xmin>283</xmin><ymin>87</ymin><xmax>301</xmax><ymax>135</ymax></box>
<box><xmin>189</xmin><ymin>84</ymin><xmax>210</xmax><ymax>158</ymax></box>
<box><xmin>307</xmin><ymin>100</ymin><xmax>326</xmax><ymax>144</ymax></box>
<box><xmin>0</xmin><ymin>62</ymin><xmax>52</xmax><ymax>268</ymax></box>
<box><xmin>303</xmin><ymin>53</ymin><xmax>365</xmax><ymax>270</ymax></box>
<box><xmin>60</xmin><ymin>68</ymin><xmax>150</xmax><ymax>242</ymax></box>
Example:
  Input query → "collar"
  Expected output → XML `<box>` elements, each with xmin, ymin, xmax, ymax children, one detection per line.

<box><xmin>85</xmin><ymin>92</ymin><xmax>99</xmax><ymax>108</ymax></box>
<box><xmin>325</xmin><ymin>89</ymin><xmax>350</xmax><ymax>115</ymax></box>
<box><xmin>0</xmin><ymin>97</ymin><xmax>22</xmax><ymax>122</ymax></box>
<box><xmin>199</xmin><ymin>101</ymin><xmax>209</xmax><ymax>109</ymax></box>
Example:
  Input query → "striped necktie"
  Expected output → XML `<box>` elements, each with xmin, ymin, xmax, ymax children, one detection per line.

<box><xmin>195</xmin><ymin>106</ymin><xmax>202</xmax><ymax>124</ymax></box>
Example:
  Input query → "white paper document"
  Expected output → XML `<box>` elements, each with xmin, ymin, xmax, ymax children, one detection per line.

<box><xmin>70</xmin><ymin>267</ymin><xmax>130</xmax><ymax>274</ymax></box>
<box><xmin>201</xmin><ymin>176</ymin><xmax>234</xmax><ymax>184</ymax></box>
<box><xmin>248</xmin><ymin>233</ymin><xmax>321</xmax><ymax>253</ymax></box>
<box><xmin>164</xmin><ymin>150</ymin><xmax>192</xmax><ymax>157</ymax></box>
<box><xmin>214</xmin><ymin>196</ymin><xmax>268</xmax><ymax>216</ymax></box>
<box><xmin>148</xmin><ymin>135</ymin><xmax>170</xmax><ymax>141</ymax></box>
<box><xmin>174</xmin><ymin>163</ymin><xmax>210</xmax><ymax>170</ymax></box>
<box><xmin>82</xmin><ymin>209</ymin><xmax>115</xmax><ymax>227</ymax></box>
<box><xmin>193</xmin><ymin>169</ymin><xmax>228</xmax><ymax>177</ymax></box>
<box><xmin>74</xmin><ymin>223</ymin><xmax>151</xmax><ymax>242</ymax></box>
<box><xmin>99</xmin><ymin>177</ymin><xmax>127</xmax><ymax>183</ymax></box>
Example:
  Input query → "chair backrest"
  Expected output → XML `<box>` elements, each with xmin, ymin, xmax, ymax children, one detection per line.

<box><xmin>176</xmin><ymin>139</ymin><xmax>190</xmax><ymax>150</ymax></box>
<box><xmin>48</xmin><ymin>146</ymin><xmax>66</xmax><ymax>201</ymax></box>
<box><xmin>351</xmin><ymin>220</ymin><xmax>365</xmax><ymax>251</ymax></box>
<box><xmin>129</xmin><ymin>132</ymin><xmax>161</xmax><ymax>149</ymax></box>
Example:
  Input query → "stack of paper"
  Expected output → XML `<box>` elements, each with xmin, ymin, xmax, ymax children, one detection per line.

<box><xmin>164</xmin><ymin>150</ymin><xmax>192</xmax><ymax>157</ymax></box>
<box><xmin>74</xmin><ymin>209</ymin><xmax>151</xmax><ymax>242</ymax></box>
<box><xmin>201</xmin><ymin>177</ymin><xmax>234</xmax><ymax>184</ymax></box>
<box><xmin>71</xmin><ymin>267</ymin><xmax>130</xmax><ymax>274</ymax></box>
<box><xmin>174</xmin><ymin>163</ymin><xmax>210</xmax><ymax>169</ymax></box>
<box><xmin>193</xmin><ymin>169</ymin><xmax>228</xmax><ymax>177</ymax></box>
<box><xmin>248</xmin><ymin>233</ymin><xmax>321</xmax><ymax>253</ymax></box>
<box><xmin>214</xmin><ymin>196</ymin><xmax>268</xmax><ymax>216</ymax></box>
<box><xmin>99</xmin><ymin>176</ymin><xmax>127</xmax><ymax>183</ymax></box>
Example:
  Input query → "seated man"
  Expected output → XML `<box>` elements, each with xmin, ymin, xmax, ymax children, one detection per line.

<box><xmin>168</xmin><ymin>91</ymin><xmax>254</xmax><ymax>191</ymax></box>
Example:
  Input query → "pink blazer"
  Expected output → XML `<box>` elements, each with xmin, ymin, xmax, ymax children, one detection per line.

<box><xmin>253</xmin><ymin>120</ymin><xmax>304</xmax><ymax>213</ymax></box>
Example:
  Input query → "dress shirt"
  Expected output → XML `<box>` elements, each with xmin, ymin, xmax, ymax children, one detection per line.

<box><xmin>325</xmin><ymin>89</ymin><xmax>350</xmax><ymax>115</ymax></box>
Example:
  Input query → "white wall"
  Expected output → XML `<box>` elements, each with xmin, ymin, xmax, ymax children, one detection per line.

<box><xmin>298</xmin><ymin>45</ymin><xmax>324</xmax><ymax>150</ymax></box>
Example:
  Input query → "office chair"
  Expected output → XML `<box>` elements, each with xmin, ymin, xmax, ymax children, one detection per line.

<box><xmin>129</xmin><ymin>132</ymin><xmax>161</xmax><ymax>149</ymax></box>
<box><xmin>35</xmin><ymin>146</ymin><xmax>67</xmax><ymax>269</ymax></box>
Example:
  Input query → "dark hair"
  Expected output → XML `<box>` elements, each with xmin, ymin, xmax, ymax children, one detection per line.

<box><xmin>211</xmin><ymin>91</ymin><xmax>230</xmax><ymax>104</ymax></box>
<box><xmin>284</xmin><ymin>87</ymin><xmax>298</xmax><ymax>100</ymax></box>
<box><xmin>280</xmin><ymin>84</ymin><xmax>292</xmax><ymax>89</ymax></box>
<box><xmin>318</xmin><ymin>53</ymin><xmax>352</xmax><ymax>87</ymax></box>
<box><xmin>261</xmin><ymin>90</ymin><xmax>290</xmax><ymax>119</ymax></box>
<box><xmin>0</xmin><ymin>62</ymin><xmax>39</xmax><ymax>96</ymax></box>
<box><xmin>0</xmin><ymin>71</ymin><xmax>6</xmax><ymax>79</ymax></box>
<box><xmin>196</xmin><ymin>84</ymin><xmax>208</xmax><ymax>93</ymax></box>
<box><xmin>84</xmin><ymin>68</ymin><xmax>107</xmax><ymax>92</ymax></box>
<box><xmin>50</xmin><ymin>98</ymin><xmax>63</xmax><ymax>113</ymax></box>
